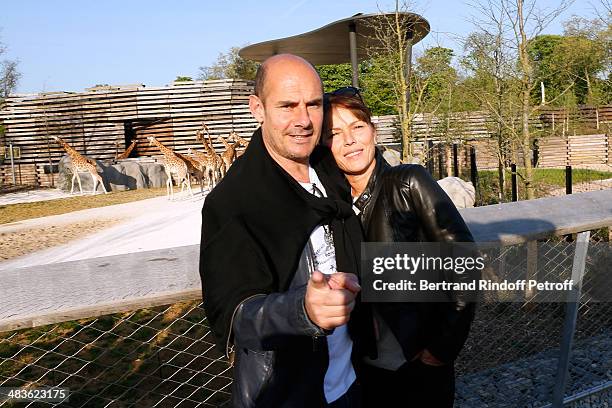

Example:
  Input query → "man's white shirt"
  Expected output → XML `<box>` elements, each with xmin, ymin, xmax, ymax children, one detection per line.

<box><xmin>299</xmin><ymin>166</ymin><xmax>356</xmax><ymax>403</ymax></box>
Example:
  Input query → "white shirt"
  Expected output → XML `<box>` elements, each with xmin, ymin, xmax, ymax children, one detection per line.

<box><xmin>299</xmin><ymin>166</ymin><xmax>356</xmax><ymax>403</ymax></box>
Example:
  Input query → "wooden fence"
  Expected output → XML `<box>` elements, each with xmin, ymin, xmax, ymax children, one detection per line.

<box><xmin>1</xmin><ymin>82</ymin><xmax>610</xmax><ymax>186</ymax></box>
<box><xmin>373</xmin><ymin>110</ymin><xmax>610</xmax><ymax>170</ymax></box>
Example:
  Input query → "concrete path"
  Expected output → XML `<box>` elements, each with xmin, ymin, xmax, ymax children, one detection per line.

<box><xmin>0</xmin><ymin>191</ymin><xmax>206</xmax><ymax>271</ymax></box>
<box><xmin>0</xmin><ymin>188</ymin><xmax>76</xmax><ymax>205</ymax></box>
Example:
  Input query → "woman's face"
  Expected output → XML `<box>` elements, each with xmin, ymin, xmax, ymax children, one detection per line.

<box><xmin>324</xmin><ymin>106</ymin><xmax>377</xmax><ymax>177</ymax></box>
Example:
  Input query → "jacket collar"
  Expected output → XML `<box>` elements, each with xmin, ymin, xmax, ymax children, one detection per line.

<box><xmin>354</xmin><ymin>148</ymin><xmax>391</xmax><ymax>212</ymax></box>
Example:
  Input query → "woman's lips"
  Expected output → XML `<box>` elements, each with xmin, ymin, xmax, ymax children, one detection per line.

<box><xmin>345</xmin><ymin>149</ymin><xmax>363</xmax><ymax>158</ymax></box>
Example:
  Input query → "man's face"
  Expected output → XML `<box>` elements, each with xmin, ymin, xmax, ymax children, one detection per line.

<box><xmin>249</xmin><ymin>62</ymin><xmax>323</xmax><ymax>165</ymax></box>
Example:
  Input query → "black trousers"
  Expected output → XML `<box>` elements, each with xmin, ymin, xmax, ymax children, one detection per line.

<box><xmin>360</xmin><ymin>359</ymin><xmax>455</xmax><ymax>408</ymax></box>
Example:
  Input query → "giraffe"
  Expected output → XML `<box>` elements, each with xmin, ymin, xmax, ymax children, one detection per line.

<box><xmin>51</xmin><ymin>135</ymin><xmax>108</xmax><ymax>195</ymax></box>
<box><xmin>187</xmin><ymin>147</ymin><xmax>218</xmax><ymax>190</ymax></box>
<box><xmin>116</xmin><ymin>140</ymin><xmax>137</xmax><ymax>160</ymax></box>
<box><xmin>147</xmin><ymin>136</ymin><xmax>193</xmax><ymax>199</ymax></box>
<box><xmin>196</xmin><ymin>124</ymin><xmax>225</xmax><ymax>180</ymax></box>
<box><xmin>232</xmin><ymin>133</ymin><xmax>249</xmax><ymax>158</ymax></box>
<box><xmin>174</xmin><ymin>150</ymin><xmax>206</xmax><ymax>193</ymax></box>
<box><xmin>217</xmin><ymin>134</ymin><xmax>239</xmax><ymax>172</ymax></box>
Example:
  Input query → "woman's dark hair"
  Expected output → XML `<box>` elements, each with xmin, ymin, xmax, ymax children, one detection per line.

<box><xmin>323</xmin><ymin>89</ymin><xmax>373</xmax><ymax>139</ymax></box>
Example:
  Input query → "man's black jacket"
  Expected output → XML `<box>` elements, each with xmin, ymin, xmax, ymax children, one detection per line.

<box><xmin>199</xmin><ymin>128</ymin><xmax>367</xmax><ymax>407</ymax></box>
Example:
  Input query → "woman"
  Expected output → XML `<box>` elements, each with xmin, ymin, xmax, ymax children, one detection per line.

<box><xmin>322</xmin><ymin>87</ymin><xmax>476</xmax><ymax>408</ymax></box>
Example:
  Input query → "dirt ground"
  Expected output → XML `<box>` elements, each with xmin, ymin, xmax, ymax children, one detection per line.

<box><xmin>545</xmin><ymin>178</ymin><xmax>612</xmax><ymax>197</ymax></box>
<box><xmin>0</xmin><ymin>218</ymin><xmax>125</xmax><ymax>261</ymax></box>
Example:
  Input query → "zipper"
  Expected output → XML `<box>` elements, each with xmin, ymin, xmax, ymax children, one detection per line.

<box><xmin>225</xmin><ymin>293</ymin><xmax>266</xmax><ymax>364</ymax></box>
<box><xmin>306</xmin><ymin>238</ymin><xmax>316</xmax><ymax>279</ymax></box>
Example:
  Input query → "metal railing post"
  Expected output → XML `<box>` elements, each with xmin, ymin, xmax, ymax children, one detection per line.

<box><xmin>551</xmin><ymin>231</ymin><xmax>590</xmax><ymax>407</ymax></box>
<box><xmin>453</xmin><ymin>143</ymin><xmax>459</xmax><ymax>177</ymax></box>
<box><xmin>438</xmin><ymin>144</ymin><xmax>444</xmax><ymax>179</ymax></box>
<box><xmin>427</xmin><ymin>140</ymin><xmax>434</xmax><ymax>175</ymax></box>
<box><xmin>511</xmin><ymin>163</ymin><xmax>517</xmax><ymax>201</ymax></box>
<box><xmin>470</xmin><ymin>146</ymin><xmax>478</xmax><ymax>202</ymax></box>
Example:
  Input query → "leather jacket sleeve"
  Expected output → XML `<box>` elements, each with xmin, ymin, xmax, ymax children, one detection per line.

<box><xmin>232</xmin><ymin>285</ymin><xmax>330</xmax><ymax>352</ymax></box>
<box><xmin>400</xmin><ymin>164</ymin><xmax>474</xmax><ymax>243</ymax></box>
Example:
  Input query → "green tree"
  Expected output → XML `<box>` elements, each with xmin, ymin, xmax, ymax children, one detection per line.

<box><xmin>362</xmin><ymin>0</ymin><xmax>425</xmax><ymax>160</ymax></box>
<box><xmin>415</xmin><ymin>47</ymin><xmax>457</xmax><ymax>109</ymax></box>
<box><xmin>528</xmin><ymin>26</ymin><xmax>608</xmax><ymax>106</ymax></box>
<box><xmin>461</xmin><ymin>28</ymin><xmax>520</xmax><ymax>201</ymax></box>
<box><xmin>316</xmin><ymin>63</ymin><xmax>353</xmax><ymax>93</ymax></box>
<box><xmin>198</xmin><ymin>46</ymin><xmax>259</xmax><ymax>81</ymax></box>
<box><xmin>561</xmin><ymin>16</ymin><xmax>610</xmax><ymax>105</ymax></box>
<box><xmin>316</xmin><ymin>61</ymin><xmax>397</xmax><ymax>116</ymax></box>
<box><xmin>175</xmin><ymin>76</ymin><xmax>193</xmax><ymax>82</ymax></box>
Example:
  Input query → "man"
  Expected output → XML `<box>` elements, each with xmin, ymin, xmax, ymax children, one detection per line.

<box><xmin>199</xmin><ymin>54</ymin><xmax>366</xmax><ymax>407</ymax></box>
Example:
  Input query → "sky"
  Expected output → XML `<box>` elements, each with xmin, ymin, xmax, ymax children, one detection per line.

<box><xmin>0</xmin><ymin>0</ymin><xmax>599</xmax><ymax>94</ymax></box>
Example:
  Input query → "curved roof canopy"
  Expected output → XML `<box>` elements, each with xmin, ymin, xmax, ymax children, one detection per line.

<box><xmin>239</xmin><ymin>12</ymin><xmax>430</xmax><ymax>65</ymax></box>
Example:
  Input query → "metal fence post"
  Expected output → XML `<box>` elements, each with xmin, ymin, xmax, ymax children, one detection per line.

<box><xmin>438</xmin><ymin>144</ymin><xmax>444</xmax><ymax>179</ymax></box>
<box><xmin>551</xmin><ymin>231</ymin><xmax>591</xmax><ymax>408</ymax></box>
<box><xmin>427</xmin><ymin>140</ymin><xmax>434</xmax><ymax>175</ymax></box>
<box><xmin>511</xmin><ymin>163</ymin><xmax>517</xmax><ymax>202</ymax></box>
<box><xmin>453</xmin><ymin>143</ymin><xmax>459</xmax><ymax>177</ymax></box>
<box><xmin>566</xmin><ymin>165</ymin><xmax>572</xmax><ymax>195</ymax></box>
<box><xmin>470</xmin><ymin>146</ymin><xmax>478</xmax><ymax>201</ymax></box>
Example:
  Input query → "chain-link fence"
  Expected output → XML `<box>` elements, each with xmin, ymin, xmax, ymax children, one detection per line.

<box><xmin>1</xmin><ymin>230</ymin><xmax>610</xmax><ymax>407</ymax></box>
<box><xmin>455</xmin><ymin>228</ymin><xmax>612</xmax><ymax>407</ymax></box>
<box><xmin>0</xmin><ymin>302</ymin><xmax>232</xmax><ymax>407</ymax></box>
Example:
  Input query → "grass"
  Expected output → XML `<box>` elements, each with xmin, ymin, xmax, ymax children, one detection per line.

<box><xmin>531</xmin><ymin>168</ymin><xmax>612</xmax><ymax>185</ymax></box>
<box><xmin>0</xmin><ymin>187</ymin><xmax>167</xmax><ymax>225</ymax></box>
<box><xmin>474</xmin><ymin>167</ymin><xmax>612</xmax><ymax>205</ymax></box>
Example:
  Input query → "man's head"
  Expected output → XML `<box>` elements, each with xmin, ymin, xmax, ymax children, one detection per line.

<box><xmin>249</xmin><ymin>54</ymin><xmax>324</xmax><ymax>167</ymax></box>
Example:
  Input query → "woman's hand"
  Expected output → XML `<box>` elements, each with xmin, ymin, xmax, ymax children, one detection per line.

<box><xmin>412</xmin><ymin>349</ymin><xmax>445</xmax><ymax>366</ymax></box>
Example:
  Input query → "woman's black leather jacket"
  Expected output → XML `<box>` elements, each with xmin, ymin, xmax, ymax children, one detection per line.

<box><xmin>354</xmin><ymin>150</ymin><xmax>477</xmax><ymax>364</ymax></box>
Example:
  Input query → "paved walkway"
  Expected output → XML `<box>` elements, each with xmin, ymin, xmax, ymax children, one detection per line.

<box><xmin>0</xmin><ymin>188</ymin><xmax>76</xmax><ymax>205</ymax></box>
<box><xmin>0</xmin><ymin>192</ymin><xmax>206</xmax><ymax>270</ymax></box>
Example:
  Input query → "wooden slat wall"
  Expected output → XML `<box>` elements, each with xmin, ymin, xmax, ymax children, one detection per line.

<box><xmin>1</xmin><ymin>85</ymin><xmax>610</xmax><ymax>186</ymax></box>
<box><xmin>0</xmin><ymin>80</ymin><xmax>259</xmax><ymax>186</ymax></box>
<box><xmin>0</xmin><ymin>163</ymin><xmax>38</xmax><ymax>186</ymax></box>
<box><xmin>538</xmin><ymin>134</ymin><xmax>609</xmax><ymax>167</ymax></box>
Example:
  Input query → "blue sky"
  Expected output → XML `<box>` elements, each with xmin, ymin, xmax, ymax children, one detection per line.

<box><xmin>0</xmin><ymin>0</ymin><xmax>596</xmax><ymax>94</ymax></box>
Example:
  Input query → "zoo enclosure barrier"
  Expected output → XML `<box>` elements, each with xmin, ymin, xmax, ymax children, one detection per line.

<box><xmin>0</xmin><ymin>191</ymin><xmax>611</xmax><ymax>407</ymax></box>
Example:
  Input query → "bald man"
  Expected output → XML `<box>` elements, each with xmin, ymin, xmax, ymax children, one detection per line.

<box><xmin>200</xmin><ymin>55</ymin><xmax>365</xmax><ymax>407</ymax></box>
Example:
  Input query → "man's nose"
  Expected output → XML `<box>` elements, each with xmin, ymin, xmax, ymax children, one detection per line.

<box><xmin>293</xmin><ymin>105</ymin><xmax>312</xmax><ymax>128</ymax></box>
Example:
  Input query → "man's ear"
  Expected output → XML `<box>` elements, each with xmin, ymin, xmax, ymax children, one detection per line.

<box><xmin>249</xmin><ymin>95</ymin><xmax>265</xmax><ymax>125</ymax></box>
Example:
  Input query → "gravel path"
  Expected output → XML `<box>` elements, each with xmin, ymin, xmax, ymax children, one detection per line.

<box><xmin>456</xmin><ymin>332</ymin><xmax>612</xmax><ymax>407</ymax></box>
